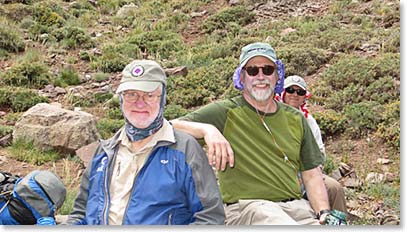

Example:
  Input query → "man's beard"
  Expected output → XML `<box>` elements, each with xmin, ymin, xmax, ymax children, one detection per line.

<box><xmin>247</xmin><ymin>80</ymin><xmax>274</xmax><ymax>102</ymax></box>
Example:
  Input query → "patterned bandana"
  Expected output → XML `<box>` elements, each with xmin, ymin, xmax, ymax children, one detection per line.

<box><xmin>120</xmin><ymin>86</ymin><xmax>166</xmax><ymax>141</ymax></box>
<box><xmin>233</xmin><ymin>59</ymin><xmax>285</xmax><ymax>95</ymax></box>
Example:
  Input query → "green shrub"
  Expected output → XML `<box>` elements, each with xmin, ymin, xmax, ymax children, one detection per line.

<box><xmin>0</xmin><ymin>87</ymin><xmax>49</xmax><ymax>112</ymax></box>
<box><xmin>202</xmin><ymin>6</ymin><xmax>255</xmax><ymax>33</ymax></box>
<box><xmin>0</xmin><ymin>125</ymin><xmax>13</xmax><ymax>137</ymax></box>
<box><xmin>376</xmin><ymin>100</ymin><xmax>400</xmax><ymax>152</ymax></box>
<box><xmin>164</xmin><ymin>104</ymin><xmax>190</xmax><ymax>120</ymax></box>
<box><xmin>32</xmin><ymin>4</ymin><xmax>65</xmax><ymax>28</ymax></box>
<box><xmin>7</xmin><ymin>138</ymin><xmax>61</xmax><ymax>165</ymax></box>
<box><xmin>93</xmin><ymin>72</ymin><xmax>110</xmax><ymax>82</ymax></box>
<box><xmin>343</xmin><ymin>101</ymin><xmax>384</xmax><ymax>138</ymax></box>
<box><xmin>0</xmin><ymin>3</ymin><xmax>32</xmax><ymax>22</ymax></box>
<box><xmin>51</xmin><ymin>26</ymin><xmax>94</xmax><ymax>49</ymax></box>
<box><xmin>106</xmin><ymin>107</ymin><xmax>122</xmax><ymax>120</ymax></box>
<box><xmin>154</xmin><ymin>12</ymin><xmax>190</xmax><ymax>32</ymax></box>
<box><xmin>58</xmin><ymin>189</ymin><xmax>77</xmax><ymax>215</ymax></box>
<box><xmin>54</xmin><ymin>67</ymin><xmax>81</xmax><ymax>87</ymax></box>
<box><xmin>94</xmin><ymin>92</ymin><xmax>113</xmax><ymax>104</ymax></box>
<box><xmin>127</xmin><ymin>30</ymin><xmax>183</xmax><ymax>60</ymax></box>
<box><xmin>278</xmin><ymin>45</ymin><xmax>329</xmax><ymax>76</ymax></box>
<box><xmin>0</xmin><ymin>21</ymin><xmax>25</xmax><ymax>53</ymax></box>
<box><xmin>313</xmin><ymin>109</ymin><xmax>346</xmax><ymax>137</ymax></box>
<box><xmin>167</xmin><ymin>57</ymin><xmax>236</xmax><ymax>108</ymax></box>
<box><xmin>96</xmin><ymin>118</ymin><xmax>124</xmax><ymax>139</ymax></box>
<box><xmin>2</xmin><ymin>61</ymin><xmax>51</xmax><ymax>88</ymax></box>
<box><xmin>95</xmin><ymin>42</ymin><xmax>141</xmax><ymax>72</ymax></box>
<box><xmin>323</xmin><ymin>154</ymin><xmax>338</xmax><ymax>175</ymax></box>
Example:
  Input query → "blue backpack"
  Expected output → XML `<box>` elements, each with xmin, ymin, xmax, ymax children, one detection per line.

<box><xmin>0</xmin><ymin>170</ymin><xmax>66</xmax><ymax>225</ymax></box>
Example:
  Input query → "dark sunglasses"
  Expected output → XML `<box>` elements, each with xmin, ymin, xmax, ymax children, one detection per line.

<box><xmin>285</xmin><ymin>87</ymin><xmax>306</xmax><ymax>96</ymax></box>
<box><xmin>244</xmin><ymin>65</ymin><xmax>275</xmax><ymax>76</ymax></box>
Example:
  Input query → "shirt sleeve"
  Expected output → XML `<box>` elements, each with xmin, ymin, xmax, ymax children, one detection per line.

<box><xmin>299</xmin><ymin>115</ymin><xmax>325</xmax><ymax>171</ymax></box>
<box><xmin>179</xmin><ymin>101</ymin><xmax>230</xmax><ymax>133</ymax></box>
<box><xmin>307</xmin><ymin>115</ymin><xmax>326</xmax><ymax>159</ymax></box>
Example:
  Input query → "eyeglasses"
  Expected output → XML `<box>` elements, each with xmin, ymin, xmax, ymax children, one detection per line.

<box><xmin>285</xmin><ymin>87</ymin><xmax>306</xmax><ymax>96</ymax></box>
<box><xmin>121</xmin><ymin>91</ymin><xmax>162</xmax><ymax>104</ymax></box>
<box><xmin>244</xmin><ymin>65</ymin><xmax>276</xmax><ymax>76</ymax></box>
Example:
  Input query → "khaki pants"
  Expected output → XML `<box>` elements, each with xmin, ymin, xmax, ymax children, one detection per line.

<box><xmin>324</xmin><ymin>175</ymin><xmax>347</xmax><ymax>213</ymax></box>
<box><xmin>224</xmin><ymin>199</ymin><xmax>320</xmax><ymax>225</ymax></box>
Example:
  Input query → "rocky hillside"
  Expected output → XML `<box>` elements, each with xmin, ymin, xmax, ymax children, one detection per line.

<box><xmin>0</xmin><ymin>0</ymin><xmax>400</xmax><ymax>225</ymax></box>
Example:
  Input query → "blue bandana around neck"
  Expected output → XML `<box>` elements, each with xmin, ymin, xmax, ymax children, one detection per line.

<box><xmin>119</xmin><ymin>86</ymin><xmax>166</xmax><ymax>142</ymax></box>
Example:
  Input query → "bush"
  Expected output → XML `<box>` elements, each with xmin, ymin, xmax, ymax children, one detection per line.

<box><xmin>51</xmin><ymin>26</ymin><xmax>94</xmax><ymax>49</ymax></box>
<box><xmin>93</xmin><ymin>72</ymin><xmax>110</xmax><ymax>82</ymax></box>
<box><xmin>0</xmin><ymin>125</ymin><xmax>13</xmax><ymax>137</ymax></box>
<box><xmin>313</xmin><ymin>109</ymin><xmax>346</xmax><ymax>137</ymax></box>
<box><xmin>202</xmin><ymin>6</ymin><xmax>255</xmax><ymax>33</ymax></box>
<box><xmin>95</xmin><ymin>42</ymin><xmax>141</xmax><ymax>72</ymax></box>
<box><xmin>167</xmin><ymin>57</ymin><xmax>236</xmax><ymax>108</ymax></box>
<box><xmin>0</xmin><ymin>21</ymin><xmax>25</xmax><ymax>53</ymax></box>
<box><xmin>376</xmin><ymin>100</ymin><xmax>400</xmax><ymax>152</ymax></box>
<box><xmin>164</xmin><ymin>104</ymin><xmax>190</xmax><ymax>120</ymax></box>
<box><xmin>0</xmin><ymin>87</ymin><xmax>49</xmax><ymax>112</ymax></box>
<box><xmin>343</xmin><ymin>101</ymin><xmax>384</xmax><ymax>138</ymax></box>
<box><xmin>278</xmin><ymin>45</ymin><xmax>329</xmax><ymax>76</ymax></box>
<box><xmin>96</xmin><ymin>118</ymin><xmax>124</xmax><ymax>139</ymax></box>
<box><xmin>54</xmin><ymin>67</ymin><xmax>81</xmax><ymax>87</ymax></box>
<box><xmin>127</xmin><ymin>30</ymin><xmax>184</xmax><ymax>60</ymax></box>
<box><xmin>94</xmin><ymin>92</ymin><xmax>113</xmax><ymax>104</ymax></box>
<box><xmin>2</xmin><ymin>60</ymin><xmax>51</xmax><ymax>88</ymax></box>
<box><xmin>7</xmin><ymin>138</ymin><xmax>61</xmax><ymax>165</ymax></box>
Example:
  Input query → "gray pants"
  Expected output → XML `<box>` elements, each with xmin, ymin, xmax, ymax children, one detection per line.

<box><xmin>224</xmin><ymin>199</ymin><xmax>320</xmax><ymax>225</ymax></box>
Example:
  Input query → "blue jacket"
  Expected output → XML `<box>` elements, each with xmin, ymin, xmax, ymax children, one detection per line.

<box><xmin>67</xmin><ymin>127</ymin><xmax>224</xmax><ymax>225</ymax></box>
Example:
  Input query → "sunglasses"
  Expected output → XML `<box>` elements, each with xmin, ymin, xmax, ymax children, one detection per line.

<box><xmin>285</xmin><ymin>87</ymin><xmax>306</xmax><ymax>96</ymax></box>
<box><xmin>244</xmin><ymin>65</ymin><xmax>276</xmax><ymax>76</ymax></box>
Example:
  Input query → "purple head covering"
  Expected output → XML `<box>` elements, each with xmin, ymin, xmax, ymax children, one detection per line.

<box><xmin>232</xmin><ymin>59</ymin><xmax>285</xmax><ymax>94</ymax></box>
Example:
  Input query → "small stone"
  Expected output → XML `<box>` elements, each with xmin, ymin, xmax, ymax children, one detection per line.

<box><xmin>377</xmin><ymin>158</ymin><xmax>391</xmax><ymax>165</ymax></box>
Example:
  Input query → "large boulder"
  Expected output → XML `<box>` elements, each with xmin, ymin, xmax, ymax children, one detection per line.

<box><xmin>13</xmin><ymin>103</ymin><xmax>100</xmax><ymax>154</ymax></box>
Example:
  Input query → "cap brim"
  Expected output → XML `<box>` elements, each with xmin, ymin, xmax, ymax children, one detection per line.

<box><xmin>116</xmin><ymin>81</ymin><xmax>161</xmax><ymax>93</ymax></box>
<box><xmin>283</xmin><ymin>83</ymin><xmax>306</xmax><ymax>90</ymax></box>
<box><xmin>241</xmin><ymin>54</ymin><xmax>277</xmax><ymax>67</ymax></box>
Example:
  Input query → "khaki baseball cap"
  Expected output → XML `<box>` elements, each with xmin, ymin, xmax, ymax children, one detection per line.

<box><xmin>239</xmin><ymin>42</ymin><xmax>277</xmax><ymax>67</ymax></box>
<box><xmin>284</xmin><ymin>75</ymin><xmax>307</xmax><ymax>90</ymax></box>
<box><xmin>116</xmin><ymin>59</ymin><xmax>167</xmax><ymax>93</ymax></box>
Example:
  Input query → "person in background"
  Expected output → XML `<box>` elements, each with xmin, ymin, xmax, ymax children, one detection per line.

<box><xmin>171</xmin><ymin>42</ymin><xmax>331</xmax><ymax>225</ymax></box>
<box><xmin>280</xmin><ymin>75</ymin><xmax>347</xmax><ymax>214</ymax></box>
<box><xmin>67</xmin><ymin>59</ymin><xmax>225</xmax><ymax>225</ymax></box>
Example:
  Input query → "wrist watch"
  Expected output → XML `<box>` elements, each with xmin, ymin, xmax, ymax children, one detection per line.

<box><xmin>317</xmin><ymin>209</ymin><xmax>331</xmax><ymax>219</ymax></box>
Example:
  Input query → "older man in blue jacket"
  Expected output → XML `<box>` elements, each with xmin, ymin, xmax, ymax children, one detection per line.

<box><xmin>67</xmin><ymin>60</ymin><xmax>225</xmax><ymax>225</ymax></box>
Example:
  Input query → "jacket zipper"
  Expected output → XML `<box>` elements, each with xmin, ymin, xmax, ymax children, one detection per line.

<box><xmin>122</xmin><ymin>147</ymin><xmax>159</xmax><ymax>224</ymax></box>
<box><xmin>168</xmin><ymin>213</ymin><xmax>172</xmax><ymax>225</ymax></box>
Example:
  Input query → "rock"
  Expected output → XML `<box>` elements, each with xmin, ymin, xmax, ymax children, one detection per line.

<box><xmin>280</xmin><ymin>27</ymin><xmax>297</xmax><ymax>36</ymax></box>
<box><xmin>0</xmin><ymin>155</ymin><xmax>7</xmax><ymax>165</ymax></box>
<box><xmin>365</xmin><ymin>172</ymin><xmax>384</xmax><ymax>184</ymax></box>
<box><xmin>190</xmin><ymin>10</ymin><xmax>207</xmax><ymax>18</ymax></box>
<box><xmin>116</xmin><ymin>3</ymin><xmax>138</xmax><ymax>18</ymax></box>
<box><xmin>339</xmin><ymin>162</ymin><xmax>353</xmax><ymax>176</ymax></box>
<box><xmin>13</xmin><ymin>103</ymin><xmax>100</xmax><ymax>154</ymax></box>
<box><xmin>0</xmin><ymin>134</ymin><xmax>12</xmax><ymax>147</ymax></box>
<box><xmin>377</xmin><ymin>158</ymin><xmax>391</xmax><ymax>165</ymax></box>
<box><xmin>384</xmin><ymin>172</ymin><xmax>395</xmax><ymax>182</ymax></box>
<box><xmin>330</xmin><ymin>169</ymin><xmax>342</xmax><ymax>180</ymax></box>
<box><xmin>54</xmin><ymin>87</ymin><xmax>67</xmax><ymax>95</ymax></box>
<box><xmin>75</xmin><ymin>141</ymin><xmax>99</xmax><ymax>168</ymax></box>
<box><xmin>165</xmin><ymin>66</ymin><xmax>188</xmax><ymax>77</ymax></box>
<box><xmin>342</xmin><ymin>177</ymin><xmax>362</xmax><ymax>189</ymax></box>
<box><xmin>229</xmin><ymin>0</ymin><xmax>240</xmax><ymax>5</ymax></box>
<box><xmin>0</xmin><ymin>111</ymin><xmax>6</xmax><ymax>117</ymax></box>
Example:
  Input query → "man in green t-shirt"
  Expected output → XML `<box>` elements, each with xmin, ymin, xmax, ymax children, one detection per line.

<box><xmin>171</xmin><ymin>42</ymin><xmax>331</xmax><ymax>225</ymax></box>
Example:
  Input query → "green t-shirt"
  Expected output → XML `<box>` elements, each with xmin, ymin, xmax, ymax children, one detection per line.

<box><xmin>181</xmin><ymin>96</ymin><xmax>324</xmax><ymax>203</ymax></box>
